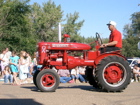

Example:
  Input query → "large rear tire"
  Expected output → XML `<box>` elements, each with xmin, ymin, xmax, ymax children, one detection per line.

<box><xmin>36</xmin><ymin>69</ymin><xmax>60</xmax><ymax>92</ymax></box>
<box><xmin>85</xmin><ymin>66</ymin><xmax>99</xmax><ymax>88</ymax></box>
<box><xmin>95</xmin><ymin>56</ymin><xmax>131</xmax><ymax>92</ymax></box>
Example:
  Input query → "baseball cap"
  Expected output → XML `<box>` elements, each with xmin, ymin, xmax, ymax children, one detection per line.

<box><xmin>107</xmin><ymin>21</ymin><xmax>117</xmax><ymax>27</ymax></box>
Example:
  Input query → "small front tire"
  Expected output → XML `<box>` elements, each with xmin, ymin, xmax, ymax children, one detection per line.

<box><xmin>36</xmin><ymin>69</ymin><xmax>60</xmax><ymax>92</ymax></box>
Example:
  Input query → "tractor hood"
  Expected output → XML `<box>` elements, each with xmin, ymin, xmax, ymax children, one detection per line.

<box><xmin>38</xmin><ymin>42</ymin><xmax>91</xmax><ymax>51</ymax></box>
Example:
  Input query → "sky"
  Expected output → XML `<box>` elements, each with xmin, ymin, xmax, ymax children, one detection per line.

<box><xmin>29</xmin><ymin>0</ymin><xmax>140</xmax><ymax>38</ymax></box>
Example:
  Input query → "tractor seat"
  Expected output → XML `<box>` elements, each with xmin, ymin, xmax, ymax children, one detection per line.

<box><xmin>103</xmin><ymin>50</ymin><xmax>121</xmax><ymax>54</ymax></box>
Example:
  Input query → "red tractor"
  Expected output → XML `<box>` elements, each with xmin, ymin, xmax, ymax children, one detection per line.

<box><xmin>34</xmin><ymin>33</ymin><xmax>131</xmax><ymax>92</ymax></box>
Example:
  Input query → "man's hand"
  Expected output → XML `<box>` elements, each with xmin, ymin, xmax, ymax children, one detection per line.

<box><xmin>100</xmin><ymin>43</ymin><xmax>108</xmax><ymax>48</ymax></box>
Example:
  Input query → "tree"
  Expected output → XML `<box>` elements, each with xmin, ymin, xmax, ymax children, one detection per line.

<box><xmin>30</xmin><ymin>0</ymin><xmax>63</xmax><ymax>42</ymax></box>
<box><xmin>0</xmin><ymin>0</ymin><xmax>11</xmax><ymax>39</ymax></box>
<box><xmin>0</xmin><ymin>0</ymin><xmax>86</xmax><ymax>54</ymax></box>
<box><xmin>62</xmin><ymin>12</ymin><xmax>84</xmax><ymax>42</ymax></box>
<box><xmin>122</xmin><ymin>12</ymin><xmax>140</xmax><ymax>57</ymax></box>
<box><xmin>131</xmin><ymin>12</ymin><xmax>140</xmax><ymax>36</ymax></box>
<box><xmin>0</xmin><ymin>0</ymin><xmax>34</xmax><ymax>53</ymax></box>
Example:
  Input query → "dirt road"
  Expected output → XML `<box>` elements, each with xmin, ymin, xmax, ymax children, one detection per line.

<box><xmin>0</xmin><ymin>82</ymin><xmax>140</xmax><ymax>105</ymax></box>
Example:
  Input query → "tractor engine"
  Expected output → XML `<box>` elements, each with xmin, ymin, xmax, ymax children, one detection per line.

<box><xmin>37</xmin><ymin>39</ymin><xmax>99</xmax><ymax>70</ymax></box>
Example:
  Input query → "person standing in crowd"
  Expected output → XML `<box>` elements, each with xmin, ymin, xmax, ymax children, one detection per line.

<box><xmin>100</xmin><ymin>21</ymin><xmax>122</xmax><ymax>53</ymax></box>
<box><xmin>78</xmin><ymin>66</ymin><xmax>87</xmax><ymax>83</ymax></box>
<box><xmin>3</xmin><ymin>66</ymin><xmax>13</xmax><ymax>84</ymax></box>
<box><xmin>26</xmin><ymin>53</ymin><xmax>33</xmax><ymax>78</ymax></box>
<box><xmin>5</xmin><ymin>48</ymin><xmax>12</xmax><ymax>60</ymax></box>
<box><xmin>9</xmin><ymin>51</ymin><xmax>20</xmax><ymax>85</ymax></box>
<box><xmin>58</xmin><ymin>69</ymin><xmax>71</xmax><ymax>83</ymax></box>
<box><xmin>19</xmin><ymin>51</ymin><xmax>29</xmax><ymax>84</ymax></box>
<box><xmin>0</xmin><ymin>49</ymin><xmax>9</xmax><ymax>78</ymax></box>
<box><xmin>30</xmin><ymin>52</ymin><xmax>38</xmax><ymax>74</ymax></box>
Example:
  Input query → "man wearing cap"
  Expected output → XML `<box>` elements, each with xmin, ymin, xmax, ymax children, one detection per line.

<box><xmin>100</xmin><ymin>21</ymin><xmax>122</xmax><ymax>53</ymax></box>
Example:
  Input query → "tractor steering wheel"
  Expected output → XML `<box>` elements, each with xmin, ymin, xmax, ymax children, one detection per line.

<box><xmin>96</xmin><ymin>32</ymin><xmax>103</xmax><ymax>45</ymax></box>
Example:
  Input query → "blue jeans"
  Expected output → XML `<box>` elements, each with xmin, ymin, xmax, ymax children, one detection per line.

<box><xmin>4</xmin><ymin>74</ymin><xmax>13</xmax><ymax>83</ymax></box>
<box><xmin>60</xmin><ymin>76</ymin><xmax>71</xmax><ymax>83</ymax></box>
<box><xmin>71</xmin><ymin>74</ymin><xmax>86</xmax><ymax>82</ymax></box>
<box><xmin>71</xmin><ymin>75</ymin><xmax>79</xmax><ymax>79</ymax></box>
<box><xmin>78</xmin><ymin>74</ymin><xmax>86</xmax><ymax>82</ymax></box>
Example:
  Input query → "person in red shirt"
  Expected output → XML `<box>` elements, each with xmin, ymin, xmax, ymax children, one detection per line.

<box><xmin>100</xmin><ymin>21</ymin><xmax>122</xmax><ymax>53</ymax></box>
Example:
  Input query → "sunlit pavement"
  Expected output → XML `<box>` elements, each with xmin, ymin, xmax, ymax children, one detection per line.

<box><xmin>0</xmin><ymin>81</ymin><xmax>140</xmax><ymax>105</ymax></box>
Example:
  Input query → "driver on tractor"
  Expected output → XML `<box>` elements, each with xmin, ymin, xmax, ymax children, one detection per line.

<box><xmin>100</xmin><ymin>21</ymin><xmax>122</xmax><ymax>53</ymax></box>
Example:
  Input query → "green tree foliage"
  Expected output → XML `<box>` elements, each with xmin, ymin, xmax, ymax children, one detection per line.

<box><xmin>122</xmin><ymin>12</ymin><xmax>140</xmax><ymax>57</ymax></box>
<box><xmin>62</xmin><ymin>12</ymin><xmax>84</xmax><ymax>42</ymax></box>
<box><xmin>0</xmin><ymin>0</ymin><xmax>34</xmax><ymax>53</ymax></box>
<box><xmin>30</xmin><ymin>0</ymin><xmax>63</xmax><ymax>42</ymax></box>
<box><xmin>131</xmin><ymin>12</ymin><xmax>140</xmax><ymax>36</ymax></box>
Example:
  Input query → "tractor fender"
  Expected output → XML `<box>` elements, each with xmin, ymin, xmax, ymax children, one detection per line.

<box><xmin>94</xmin><ymin>52</ymin><xmax>126</xmax><ymax>66</ymax></box>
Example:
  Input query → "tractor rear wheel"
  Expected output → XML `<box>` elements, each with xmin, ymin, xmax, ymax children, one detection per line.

<box><xmin>85</xmin><ymin>66</ymin><xmax>99</xmax><ymax>88</ymax></box>
<box><xmin>36</xmin><ymin>69</ymin><xmax>60</xmax><ymax>92</ymax></box>
<box><xmin>95</xmin><ymin>56</ymin><xmax>131</xmax><ymax>92</ymax></box>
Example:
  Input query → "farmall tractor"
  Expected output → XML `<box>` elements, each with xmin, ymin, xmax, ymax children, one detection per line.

<box><xmin>34</xmin><ymin>33</ymin><xmax>131</xmax><ymax>92</ymax></box>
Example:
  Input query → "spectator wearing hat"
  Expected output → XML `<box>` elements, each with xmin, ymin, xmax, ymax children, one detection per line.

<box><xmin>100</xmin><ymin>21</ymin><xmax>122</xmax><ymax>53</ymax></box>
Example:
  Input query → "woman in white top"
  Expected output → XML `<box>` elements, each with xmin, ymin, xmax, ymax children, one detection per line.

<box><xmin>19</xmin><ymin>51</ymin><xmax>29</xmax><ymax>84</ymax></box>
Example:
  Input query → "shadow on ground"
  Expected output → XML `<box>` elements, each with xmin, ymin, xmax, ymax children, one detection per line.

<box><xmin>21</xmin><ymin>84</ymin><xmax>100</xmax><ymax>92</ymax></box>
<box><xmin>58</xmin><ymin>84</ymin><xmax>99</xmax><ymax>92</ymax></box>
<box><xmin>0</xmin><ymin>99</ymin><xmax>42</xmax><ymax>105</ymax></box>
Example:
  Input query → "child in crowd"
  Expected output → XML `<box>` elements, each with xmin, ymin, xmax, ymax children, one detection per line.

<box><xmin>9</xmin><ymin>51</ymin><xmax>20</xmax><ymax>85</ymax></box>
<box><xmin>70</xmin><ymin>67</ymin><xmax>80</xmax><ymax>83</ymax></box>
<box><xmin>3</xmin><ymin>66</ymin><xmax>13</xmax><ymax>84</ymax></box>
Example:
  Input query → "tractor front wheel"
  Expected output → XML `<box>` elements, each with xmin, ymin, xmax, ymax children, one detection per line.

<box><xmin>36</xmin><ymin>69</ymin><xmax>60</xmax><ymax>92</ymax></box>
<box><xmin>95</xmin><ymin>56</ymin><xmax>131</xmax><ymax>92</ymax></box>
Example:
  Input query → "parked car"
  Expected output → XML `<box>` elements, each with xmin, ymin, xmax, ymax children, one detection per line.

<box><xmin>127</xmin><ymin>59</ymin><xmax>139</xmax><ymax>69</ymax></box>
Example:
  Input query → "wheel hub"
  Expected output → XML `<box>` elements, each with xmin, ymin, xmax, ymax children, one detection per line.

<box><xmin>104</xmin><ymin>65</ymin><xmax>123</xmax><ymax>83</ymax></box>
<box><xmin>42</xmin><ymin>74</ymin><xmax>55</xmax><ymax>87</ymax></box>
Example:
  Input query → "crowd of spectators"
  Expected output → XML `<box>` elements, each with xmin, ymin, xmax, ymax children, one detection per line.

<box><xmin>0</xmin><ymin>48</ymin><xmax>37</xmax><ymax>85</ymax></box>
<box><xmin>0</xmin><ymin>48</ymin><xmax>87</xmax><ymax>85</ymax></box>
<box><xmin>57</xmin><ymin>66</ymin><xmax>87</xmax><ymax>83</ymax></box>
